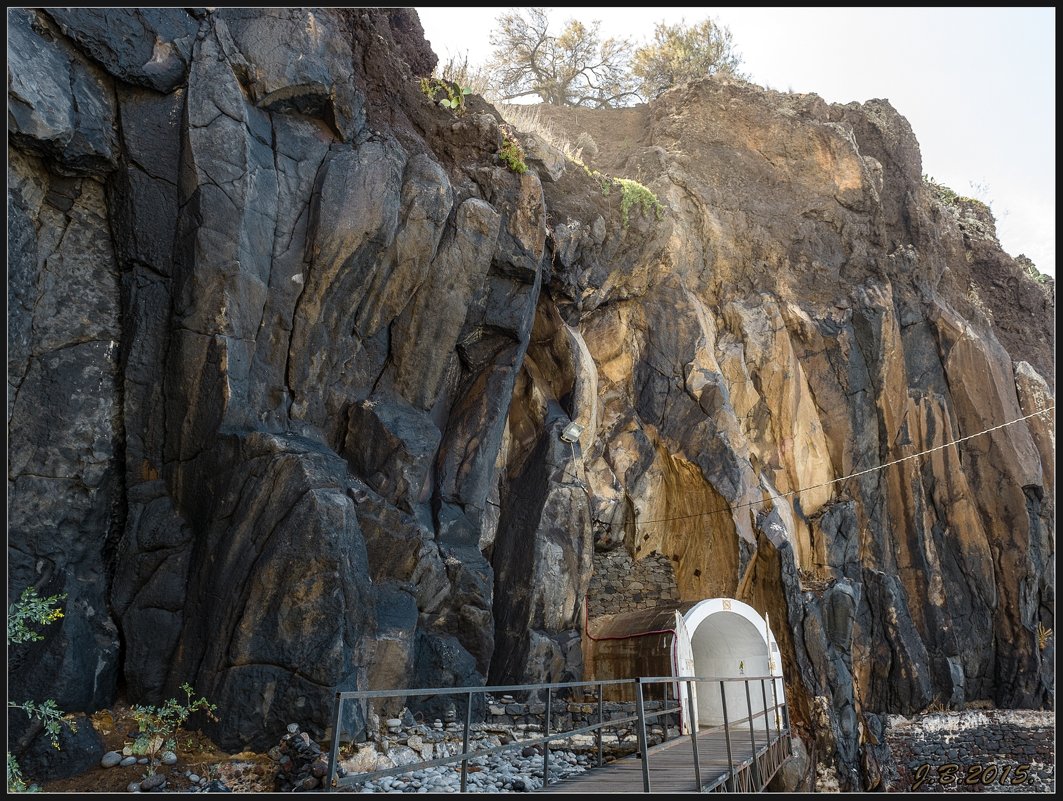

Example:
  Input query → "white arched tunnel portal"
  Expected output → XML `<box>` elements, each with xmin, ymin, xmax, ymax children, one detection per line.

<box><xmin>681</xmin><ymin>599</ymin><xmax>785</xmax><ymax>729</ymax></box>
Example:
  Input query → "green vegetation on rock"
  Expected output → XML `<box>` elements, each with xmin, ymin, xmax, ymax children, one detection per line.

<box><xmin>128</xmin><ymin>684</ymin><xmax>219</xmax><ymax>777</ymax></box>
<box><xmin>498</xmin><ymin>128</ymin><xmax>528</xmax><ymax>174</ymax></box>
<box><xmin>8</xmin><ymin>588</ymin><xmax>75</xmax><ymax>793</ymax></box>
<box><xmin>617</xmin><ymin>178</ymin><xmax>664</xmax><ymax>227</ymax></box>
<box><xmin>419</xmin><ymin>76</ymin><xmax>471</xmax><ymax>113</ymax></box>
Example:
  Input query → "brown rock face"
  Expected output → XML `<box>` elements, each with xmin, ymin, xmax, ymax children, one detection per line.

<box><xmin>536</xmin><ymin>79</ymin><xmax>1053</xmax><ymax>788</ymax></box>
<box><xmin>7</xmin><ymin>8</ymin><xmax>1053</xmax><ymax>790</ymax></box>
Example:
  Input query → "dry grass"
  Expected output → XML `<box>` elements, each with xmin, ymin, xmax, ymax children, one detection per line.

<box><xmin>434</xmin><ymin>52</ymin><xmax>494</xmax><ymax>99</ymax></box>
<box><xmin>496</xmin><ymin>104</ymin><xmax>586</xmax><ymax>165</ymax></box>
<box><xmin>1037</xmin><ymin>622</ymin><xmax>1053</xmax><ymax>650</ymax></box>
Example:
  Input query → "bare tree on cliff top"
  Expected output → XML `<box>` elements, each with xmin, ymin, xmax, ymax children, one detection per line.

<box><xmin>632</xmin><ymin>18</ymin><xmax>745</xmax><ymax>100</ymax></box>
<box><xmin>486</xmin><ymin>7</ymin><xmax>640</xmax><ymax>108</ymax></box>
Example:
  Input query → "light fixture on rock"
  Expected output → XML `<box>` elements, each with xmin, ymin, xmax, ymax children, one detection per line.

<box><xmin>560</xmin><ymin>421</ymin><xmax>585</xmax><ymax>443</ymax></box>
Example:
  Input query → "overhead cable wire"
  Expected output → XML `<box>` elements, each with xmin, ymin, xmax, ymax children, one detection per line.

<box><xmin>631</xmin><ymin>405</ymin><xmax>1055</xmax><ymax>529</ymax></box>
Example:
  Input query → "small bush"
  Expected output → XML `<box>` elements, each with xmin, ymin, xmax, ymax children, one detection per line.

<box><xmin>8</xmin><ymin>587</ymin><xmax>65</xmax><ymax>644</ymax></box>
<box><xmin>8</xmin><ymin>587</ymin><xmax>74</xmax><ymax>793</ymax></box>
<box><xmin>581</xmin><ymin>164</ymin><xmax>614</xmax><ymax>196</ymax></box>
<box><xmin>128</xmin><ymin>684</ymin><xmax>219</xmax><ymax>776</ymax></box>
<box><xmin>923</xmin><ymin>174</ymin><xmax>959</xmax><ymax>206</ymax></box>
<box><xmin>435</xmin><ymin>53</ymin><xmax>492</xmax><ymax>99</ymax></box>
<box><xmin>7</xmin><ymin>754</ymin><xmax>33</xmax><ymax>793</ymax></box>
<box><xmin>419</xmin><ymin>77</ymin><xmax>471</xmax><ymax>113</ymax></box>
<box><xmin>1017</xmin><ymin>254</ymin><xmax>1050</xmax><ymax>286</ymax></box>
<box><xmin>617</xmin><ymin>178</ymin><xmax>664</xmax><ymax>227</ymax></box>
<box><xmin>498</xmin><ymin>126</ymin><xmax>527</xmax><ymax>174</ymax></box>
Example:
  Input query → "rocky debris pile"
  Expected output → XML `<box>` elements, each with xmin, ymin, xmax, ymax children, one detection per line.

<box><xmin>481</xmin><ymin>692</ymin><xmax>679</xmax><ymax>753</ymax></box>
<box><xmin>190</xmin><ymin>779</ymin><xmax>233</xmax><ymax>793</ymax></box>
<box><xmin>271</xmin><ymin>723</ymin><xmax>335</xmax><ymax>792</ymax></box>
<box><xmin>337</xmin><ymin>706</ymin><xmax>683</xmax><ymax>793</ymax></box>
<box><xmin>100</xmin><ymin>749</ymin><xmax>154</xmax><ymax>769</ymax></box>
<box><xmin>356</xmin><ymin>748</ymin><xmax>592</xmax><ymax>793</ymax></box>
<box><xmin>100</xmin><ymin>747</ymin><xmax>236</xmax><ymax>793</ymax></box>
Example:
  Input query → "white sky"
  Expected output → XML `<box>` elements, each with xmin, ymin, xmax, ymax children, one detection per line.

<box><xmin>416</xmin><ymin>7</ymin><xmax>1056</xmax><ymax>277</ymax></box>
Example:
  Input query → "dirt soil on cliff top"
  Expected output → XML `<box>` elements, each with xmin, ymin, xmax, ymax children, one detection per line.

<box><xmin>39</xmin><ymin>702</ymin><xmax>275</xmax><ymax>793</ymax></box>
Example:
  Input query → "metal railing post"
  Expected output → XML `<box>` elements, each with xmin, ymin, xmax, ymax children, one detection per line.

<box><xmin>761</xmin><ymin>679</ymin><xmax>771</xmax><ymax>740</ymax></box>
<box><xmin>745</xmin><ymin>679</ymin><xmax>762</xmax><ymax>790</ymax></box>
<box><xmin>460</xmin><ymin>690</ymin><xmax>472</xmax><ymax>792</ymax></box>
<box><xmin>686</xmin><ymin>679</ymin><xmax>702</xmax><ymax>791</ymax></box>
<box><xmin>543</xmin><ymin>688</ymin><xmax>552</xmax><ymax>787</ymax></box>
<box><xmin>597</xmin><ymin>682</ymin><xmax>604</xmax><ymax>768</ymax></box>
<box><xmin>720</xmin><ymin>680</ymin><xmax>735</xmax><ymax>792</ymax></box>
<box><xmin>761</xmin><ymin>679</ymin><xmax>772</xmax><ymax>780</ymax></box>
<box><xmin>635</xmin><ymin>678</ymin><xmax>651</xmax><ymax>792</ymax></box>
<box><xmin>770</xmin><ymin>676</ymin><xmax>781</xmax><ymax>739</ymax></box>
<box><xmin>781</xmin><ymin>683</ymin><xmax>791</xmax><ymax>733</ymax></box>
<box><xmin>770</xmin><ymin>677</ymin><xmax>782</xmax><ymax>777</ymax></box>
<box><xmin>325</xmin><ymin>692</ymin><xmax>343</xmax><ymax>793</ymax></box>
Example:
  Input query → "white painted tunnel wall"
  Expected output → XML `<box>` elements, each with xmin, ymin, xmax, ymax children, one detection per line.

<box><xmin>682</xmin><ymin>599</ymin><xmax>785</xmax><ymax>729</ymax></box>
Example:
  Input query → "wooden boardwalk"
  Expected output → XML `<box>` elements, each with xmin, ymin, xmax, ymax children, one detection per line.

<box><xmin>542</xmin><ymin>726</ymin><xmax>788</xmax><ymax>793</ymax></box>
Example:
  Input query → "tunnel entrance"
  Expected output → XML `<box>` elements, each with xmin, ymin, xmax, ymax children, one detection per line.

<box><xmin>584</xmin><ymin>597</ymin><xmax>785</xmax><ymax>732</ymax></box>
<box><xmin>682</xmin><ymin>598</ymin><xmax>781</xmax><ymax>727</ymax></box>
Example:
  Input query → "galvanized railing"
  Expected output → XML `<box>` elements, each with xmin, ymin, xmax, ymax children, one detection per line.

<box><xmin>633</xmin><ymin>675</ymin><xmax>790</xmax><ymax>792</ymax></box>
<box><xmin>324</xmin><ymin>674</ymin><xmax>789</xmax><ymax>793</ymax></box>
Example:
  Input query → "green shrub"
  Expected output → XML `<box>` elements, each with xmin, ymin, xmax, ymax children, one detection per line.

<box><xmin>1017</xmin><ymin>254</ymin><xmax>1050</xmax><ymax>285</ymax></box>
<box><xmin>923</xmin><ymin>174</ymin><xmax>959</xmax><ymax>206</ymax></box>
<box><xmin>582</xmin><ymin>164</ymin><xmax>614</xmax><ymax>196</ymax></box>
<box><xmin>8</xmin><ymin>588</ymin><xmax>75</xmax><ymax>793</ymax></box>
<box><xmin>8</xmin><ymin>700</ymin><xmax>74</xmax><ymax>750</ymax></box>
<box><xmin>419</xmin><ymin>77</ymin><xmax>471</xmax><ymax>113</ymax></box>
<box><xmin>128</xmin><ymin>684</ymin><xmax>219</xmax><ymax>776</ymax></box>
<box><xmin>8</xmin><ymin>587</ymin><xmax>65</xmax><ymax>644</ymax></box>
<box><xmin>617</xmin><ymin>178</ymin><xmax>664</xmax><ymax>227</ymax></box>
<box><xmin>498</xmin><ymin>128</ymin><xmax>527</xmax><ymax>174</ymax></box>
<box><xmin>7</xmin><ymin>753</ymin><xmax>33</xmax><ymax>793</ymax></box>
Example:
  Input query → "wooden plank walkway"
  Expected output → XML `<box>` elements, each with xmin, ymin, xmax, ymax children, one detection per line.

<box><xmin>542</xmin><ymin>727</ymin><xmax>780</xmax><ymax>793</ymax></box>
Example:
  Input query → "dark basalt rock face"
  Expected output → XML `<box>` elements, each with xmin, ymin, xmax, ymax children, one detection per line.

<box><xmin>7</xmin><ymin>7</ymin><xmax>1053</xmax><ymax>790</ymax></box>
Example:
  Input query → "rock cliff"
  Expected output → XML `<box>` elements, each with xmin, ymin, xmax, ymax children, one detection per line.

<box><xmin>7</xmin><ymin>8</ymin><xmax>1054</xmax><ymax>789</ymax></box>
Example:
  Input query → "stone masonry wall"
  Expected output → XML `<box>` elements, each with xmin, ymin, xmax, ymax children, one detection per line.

<box><xmin>883</xmin><ymin>710</ymin><xmax>1054</xmax><ymax>793</ymax></box>
<box><xmin>587</xmin><ymin>549</ymin><xmax>680</xmax><ymax>617</ymax></box>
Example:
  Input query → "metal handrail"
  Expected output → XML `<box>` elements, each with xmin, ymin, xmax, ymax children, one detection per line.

<box><xmin>325</xmin><ymin>674</ymin><xmax>790</xmax><ymax>793</ymax></box>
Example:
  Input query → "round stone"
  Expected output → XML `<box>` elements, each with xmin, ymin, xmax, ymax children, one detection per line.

<box><xmin>188</xmin><ymin>774</ymin><xmax>201</xmax><ymax>784</ymax></box>
<box><xmin>120</xmin><ymin>756</ymin><xmax>138</xmax><ymax>767</ymax></box>
<box><xmin>128</xmin><ymin>782</ymin><xmax>141</xmax><ymax>792</ymax></box>
<box><xmin>137</xmin><ymin>758</ymin><xmax>149</xmax><ymax>764</ymax></box>
<box><xmin>287</xmin><ymin>723</ymin><xmax>300</xmax><ymax>734</ymax></box>
<box><xmin>140</xmin><ymin>774</ymin><xmax>167</xmax><ymax>791</ymax></box>
<box><xmin>160</xmin><ymin>751</ymin><xmax>178</xmax><ymax>766</ymax></box>
<box><xmin>101</xmin><ymin>751</ymin><xmax>123</xmax><ymax>768</ymax></box>
<box><xmin>386</xmin><ymin>718</ymin><xmax>403</xmax><ymax>728</ymax></box>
